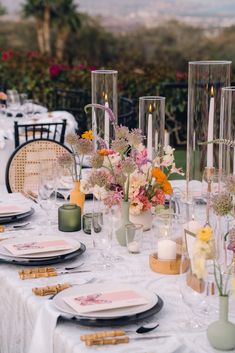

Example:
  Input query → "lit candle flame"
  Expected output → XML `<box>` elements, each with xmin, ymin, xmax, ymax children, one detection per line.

<box><xmin>149</xmin><ymin>103</ymin><xmax>152</xmax><ymax>113</ymax></box>
<box><xmin>104</xmin><ymin>93</ymin><xmax>108</xmax><ymax>102</ymax></box>
<box><xmin>210</xmin><ymin>86</ymin><xmax>214</xmax><ymax>97</ymax></box>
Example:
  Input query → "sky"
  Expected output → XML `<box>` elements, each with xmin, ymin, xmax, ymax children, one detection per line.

<box><xmin>2</xmin><ymin>0</ymin><xmax>235</xmax><ymax>18</ymax></box>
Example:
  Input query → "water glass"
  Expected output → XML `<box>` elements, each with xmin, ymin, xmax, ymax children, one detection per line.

<box><xmin>125</xmin><ymin>223</ymin><xmax>143</xmax><ymax>254</ymax></box>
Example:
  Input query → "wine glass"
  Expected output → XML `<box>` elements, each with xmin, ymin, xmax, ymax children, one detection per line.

<box><xmin>56</xmin><ymin>166</ymin><xmax>74</xmax><ymax>203</ymax></box>
<box><xmin>6</xmin><ymin>89</ymin><xmax>21</xmax><ymax>113</ymax></box>
<box><xmin>91</xmin><ymin>197</ymin><xmax>113</xmax><ymax>270</ymax></box>
<box><xmin>178</xmin><ymin>251</ymin><xmax>217</xmax><ymax>330</ymax></box>
<box><xmin>37</xmin><ymin>164</ymin><xmax>57</xmax><ymax>231</ymax></box>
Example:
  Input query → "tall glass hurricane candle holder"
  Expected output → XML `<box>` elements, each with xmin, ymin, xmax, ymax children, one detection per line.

<box><xmin>220</xmin><ymin>87</ymin><xmax>235</xmax><ymax>175</ymax></box>
<box><xmin>187</xmin><ymin>61</ymin><xmax>231</xmax><ymax>195</ymax></box>
<box><xmin>139</xmin><ymin>96</ymin><xmax>165</xmax><ymax>161</ymax></box>
<box><xmin>91</xmin><ymin>70</ymin><xmax>118</xmax><ymax>148</ymax></box>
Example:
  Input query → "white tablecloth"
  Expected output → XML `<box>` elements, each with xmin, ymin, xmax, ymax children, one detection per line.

<box><xmin>0</xmin><ymin>188</ymin><xmax>234</xmax><ymax>353</ymax></box>
<box><xmin>0</xmin><ymin>111</ymin><xmax>77</xmax><ymax>191</ymax></box>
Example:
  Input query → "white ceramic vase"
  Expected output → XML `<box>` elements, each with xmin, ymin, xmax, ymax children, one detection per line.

<box><xmin>130</xmin><ymin>209</ymin><xmax>153</xmax><ymax>231</ymax></box>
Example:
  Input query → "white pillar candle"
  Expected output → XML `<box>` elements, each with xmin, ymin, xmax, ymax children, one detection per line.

<box><xmin>104</xmin><ymin>93</ymin><xmax>110</xmax><ymax>147</ymax></box>
<box><xmin>158</xmin><ymin>239</ymin><xmax>176</xmax><ymax>260</ymax></box>
<box><xmin>164</xmin><ymin>129</ymin><xmax>170</xmax><ymax>147</ymax></box>
<box><xmin>147</xmin><ymin>104</ymin><xmax>153</xmax><ymax>161</ymax></box>
<box><xmin>207</xmin><ymin>86</ymin><xmax>214</xmax><ymax>168</ymax></box>
<box><xmin>233</xmin><ymin>146</ymin><xmax>235</xmax><ymax>175</ymax></box>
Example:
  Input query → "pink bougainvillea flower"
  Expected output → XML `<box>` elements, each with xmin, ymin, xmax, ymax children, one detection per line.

<box><xmin>2</xmin><ymin>51</ymin><xmax>9</xmax><ymax>61</ymax></box>
<box><xmin>49</xmin><ymin>64</ymin><xmax>61</xmax><ymax>78</ymax></box>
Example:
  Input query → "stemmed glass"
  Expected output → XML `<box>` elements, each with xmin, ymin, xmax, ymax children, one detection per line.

<box><xmin>37</xmin><ymin>164</ymin><xmax>57</xmax><ymax>232</ymax></box>
<box><xmin>178</xmin><ymin>251</ymin><xmax>217</xmax><ymax>331</ymax></box>
<box><xmin>91</xmin><ymin>196</ymin><xmax>113</xmax><ymax>270</ymax></box>
<box><xmin>6</xmin><ymin>90</ymin><xmax>21</xmax><ymax>114</ymax></box>
<box><xmin>56</xmin><ymin>165</ymin><xmax>74</xmax><ymax>203</ymax></box>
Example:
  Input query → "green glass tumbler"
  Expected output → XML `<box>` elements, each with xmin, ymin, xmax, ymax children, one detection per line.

<box><xmin>58</xmin><ymin>204</ymin><xmax>81</xmax><ymax>232</ymax></box>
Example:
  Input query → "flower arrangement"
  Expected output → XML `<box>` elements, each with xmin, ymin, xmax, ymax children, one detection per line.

<box><xmin>57</xmin><ymin>130</ymin><xmax>94</xmax><ymax>181</ymax></box>
<box><xmin>81</xmin><ymin>104</ymin><xmax>183</xmax><ymax>211</ymax></box>
<box><xmin>192</xmin><ymin>225</ymin><xmax>214</xmax><ymax>279</ymax></box>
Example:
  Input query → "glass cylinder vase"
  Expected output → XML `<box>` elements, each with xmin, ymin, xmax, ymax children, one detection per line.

<box><xmin>139</xmin><ymin>96</ymin><xmax>165</xmax><ymax>161</ymax></box>
<box><xmin>220</xmin><ymin>86</ymin><xmax>235</xmax><ymax>175</ymax></box>
<box><xmin>91</xmin><ymin>70</ymin><xmax>118</xmax><ymax>148</ymax></box>
<box><xmin>186</xmin><ymin>61</ymin><xmax>231</xmax><ymax>194</ymax></box>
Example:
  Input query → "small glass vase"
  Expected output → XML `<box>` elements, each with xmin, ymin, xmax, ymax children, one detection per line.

<box><xmin>207</xmin><ymin>296</ymin><xmax>235</xmax><ymax>351</ymax></box>
<box><xmin>115</xmin><ymin>200</ymin><xmax>132</xmax><ymax>246</ymax></box>
<box><xmin>70</xmin><ymin>181</ymin><xmax>85</xmax><ymax>212</ymax></box>
<box><xmin>129</xmin><ymin>209</ymin><xmax>153</xmax><ymax>231</ymax></box>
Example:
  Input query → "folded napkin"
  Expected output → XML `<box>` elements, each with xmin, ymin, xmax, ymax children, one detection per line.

<box><xmin>28</xmin><ymin>301</ymin><xmax>71</xmax><ymax>353</ymax></box>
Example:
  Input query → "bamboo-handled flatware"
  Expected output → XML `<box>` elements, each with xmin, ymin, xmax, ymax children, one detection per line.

<box><xmin>19</xmin><ymin>266</ymin><xmax>90</xmax><ymax>280</ymax></box>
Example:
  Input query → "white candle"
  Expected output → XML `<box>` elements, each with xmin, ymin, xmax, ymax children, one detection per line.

<box><xmin>147</xmin><ymin>103</ymin><xmax>153</xmax><ymax>160</ymax></box>
<box><xmin>128</xmin><ymin>240</ymin><xmax>141</xmax><ymax>254</ymax></box>
<box><xmin>207</xmin><ymin>86</ymin><xmax>214</xmax><ymax>168</ymax></box>
<box><xmin>104</xmin><ymin>93</ymin><xmax>110</xmax><ymax>147</ymax></box>
<box><xmin>233</xmin><ymin>146</ymin><xmax>235</xmax><ymax>175</ymax></box>
<box><xmin>164</xmin><ymin>129</ymin><xmax>170</xmax><ymax>147</ymax></box>
<box><xmin>158</xmin><ymin>239</ymin><xmax>176</xmax><ymax>260</ymax></box>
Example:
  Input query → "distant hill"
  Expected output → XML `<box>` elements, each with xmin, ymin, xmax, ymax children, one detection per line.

<box><xmin>2</xmin><ymin>0</ymin><xmax>235</xmax><ymax>29</ymax></box>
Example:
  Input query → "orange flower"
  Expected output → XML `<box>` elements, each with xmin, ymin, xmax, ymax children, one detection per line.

<box><xmin>162</xmin><ymin>180</ymin><xmax>173</xmax><ymax>195</ymax></box>
<box><xmin>81</xmin><ymin>130</ymin><xmax>93</xmax><ymax>140</ymax></box>
<box><xmin>152</xmin><ymin>167</ymin><xmax>167</xmax><ymax>184</ymax></box>
<box><xmin>98</xmin><ymin>149</ymin><xmax>110</xmax><ymax>156</ymax></box>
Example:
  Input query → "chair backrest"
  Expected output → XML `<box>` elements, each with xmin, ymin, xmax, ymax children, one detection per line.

<box><xmin>14</xmin><ymin>119</ymin><xmax>67</xmax><ymax>148</ymax></box>
<box><xmin>6</xmin><ymin>139</ymin><xmax>71</xmax><ymax>193</ymax></box>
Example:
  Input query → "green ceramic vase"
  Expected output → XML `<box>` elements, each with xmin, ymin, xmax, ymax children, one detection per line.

<box><xmin>207</xmin><ymin>296</ymin><xmax>235</xmax><ymax>351</ymax></box>
<box><xmin>116</xmin><ymin>200</ymin><xmax>132</xmax><ymax>246</ymax></box>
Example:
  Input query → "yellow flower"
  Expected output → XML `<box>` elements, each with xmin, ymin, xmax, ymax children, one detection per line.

<box><xmin>197</xmin><ymin>226</ymin><xmax>213</xmax><ymax>242</ymax></box>
<box><xmin>82</xmin><ymin>130</ymin><xmax>93</xmax><ymax>140</ymax></box>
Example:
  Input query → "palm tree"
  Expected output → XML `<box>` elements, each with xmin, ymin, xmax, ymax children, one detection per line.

<box><xmin>22</xmin><ymin>0</ymin><xmax>55</xmax><ymax>55</ymax></box>
<box><xmin>52</xmin><ymin>0</ymin><xmax>81</xmax><ymax>61</ymax></box>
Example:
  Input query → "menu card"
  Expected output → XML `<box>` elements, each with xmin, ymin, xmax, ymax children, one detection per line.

<box><xmin>4</xmin><ymin>239</ymin><xmax>72</xmax><ymax>256</ymax></box>
<box><xmin>0</xmin><ymin>205</ymin><xmax>26</xmax><ymax>215</ymax></box>
<box><xmin>63</xmin><ymin>289</ymin><xmax>148</xmax><ymax>313</ymax></box>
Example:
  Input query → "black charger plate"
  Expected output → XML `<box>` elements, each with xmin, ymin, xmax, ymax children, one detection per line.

<box><xmin>0</xmin><ymin>242</ymin><xmax>86</xmax><ymax>266</ymax></box>
<box><xmin>61</xmin><ymin>296</ymin><xmax>163</xmax><ymax>327</ymax></box>
<box><xmin>0</xmin><ymin>207</ymin><xmax>35</xmax><ymax>224</ymax></box>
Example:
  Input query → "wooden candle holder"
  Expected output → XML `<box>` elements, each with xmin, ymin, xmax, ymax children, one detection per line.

<box><xmin>149</xmin><ymin>253</ymin><xmax>189</xmax><ymax>275</ymax></box>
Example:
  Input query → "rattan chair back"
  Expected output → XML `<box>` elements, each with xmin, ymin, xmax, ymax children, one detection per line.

<box><xmin>14</xmin><ymin>119</ymin><xmax>67</xmax><ymax>148</ymax></box>
<box><xmin>6</xmin><ymin>139</ymin><xmax>71</xmax><ymax>193</ymax></box>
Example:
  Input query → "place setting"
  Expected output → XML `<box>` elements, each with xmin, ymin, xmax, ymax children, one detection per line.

<box><xmin>0</xmin><ymin>235</ymin><xmax>86</xmax><ymax>266</ymax></box>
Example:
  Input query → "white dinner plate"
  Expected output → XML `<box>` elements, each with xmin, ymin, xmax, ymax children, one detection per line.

<box><xmin>0</xmin><ymin>205</ymin><xmax>31</xmax><ymax>217</ymax></box>
<box><xmin>53</xmin><ymin>282</ymin><xmax>158</xmax><ymax>319</ymax></box>
<box><xmin>0</xmin><ymin>235</ymin><xmax>81</xmax><ymax>259</ymax></box>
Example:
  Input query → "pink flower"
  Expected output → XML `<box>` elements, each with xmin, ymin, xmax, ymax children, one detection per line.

<box><xmin>78</xmin><ymin>63</ymin><xmax>86</xmax><ymax>70</ymax></box>
<box><xmin>138</xmin><ymin>194</ymin><xmax>151</xmax><ymax>211</ymax></box>
<box><xmin>135</xmin><ymin>148</ymin><xmax>148</xmax><ymax>167</ymax></box>
<box><xmin>49</xmin><ymin>64</ymin><xmax>61</xmax><ymax>77</ymax></box>
<box><xmin>152</xmin><ymin>189</ymin><xmax>165</xmax><ymax>205</ymax></box>
<box><xmin>2</xmin><ymin>51</ymin><xmax>9</xmax><ymax>61</ymax></box>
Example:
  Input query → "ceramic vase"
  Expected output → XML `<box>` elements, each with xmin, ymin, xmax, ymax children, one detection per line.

<box><xmin>70</xmin><ymin>181</ymin><xmax>85</xmax><ymax>212</ymax></box>
<box><xmin>129</xmin><ymin>209</ymin><xmax>153</xmax><ymax>231</ymax></box>
<box><xmin>207</xmin><ymin>296</ymin><xmax>235</xmax><ymax>351</ymax></box>
<box><xmin>116</xmin><ymin>200</ymin><xmax>132</xmax><ymax>246</ymax></box>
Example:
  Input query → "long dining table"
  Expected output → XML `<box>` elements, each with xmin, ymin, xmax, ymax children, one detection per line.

<box><xmin>0</xmin><ymin>182</ymin><xmax>234</xmax><ymax>353</ymax></box>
